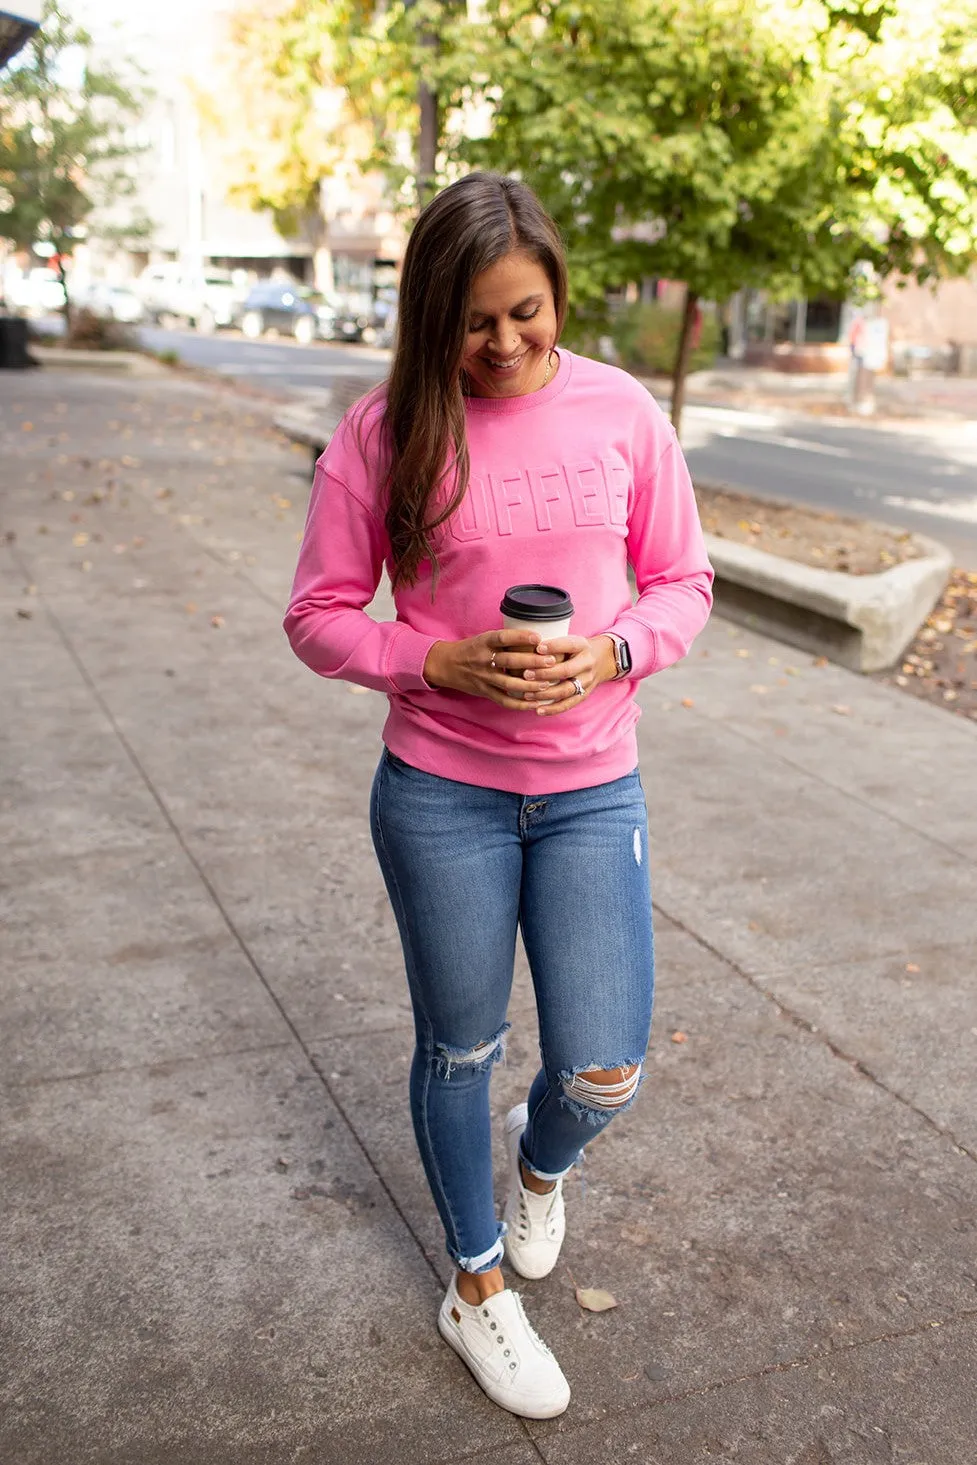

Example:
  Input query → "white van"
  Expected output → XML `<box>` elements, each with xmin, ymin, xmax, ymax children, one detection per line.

<box><xmin>136</xmin><ymin>264</ymin><xmax>243</xmax><ymax>333</ymax></box>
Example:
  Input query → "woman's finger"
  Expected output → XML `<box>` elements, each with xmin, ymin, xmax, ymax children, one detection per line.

<box><xmin>525</xmin><ymin>673</ymin><xmax>590</xmax><ymax>709</ymax></box>
<box><xmin>493</xmin><ymin>649</ymin><xmax>559</xmax><ymax>673</ymax></box>
<box><xmin>523</xmin><ymin>652</ymin><xmax>589</xmax><ymax>685</ymax></box>
<box><xmin>532</xmin><ymin>635</ymin><xmax>588</xmax><ymax>659</ymax></box>
<box><xmin>534</xmin><ymin>690</ymin><xmax>581</xmax><ymax>716</ymax></box>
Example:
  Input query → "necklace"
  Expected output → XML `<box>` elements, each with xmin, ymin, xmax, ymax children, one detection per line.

<box><xmin>541</xmin><ymin>349</ymin><xmax>554</xmax><ymax>388</ymax></box>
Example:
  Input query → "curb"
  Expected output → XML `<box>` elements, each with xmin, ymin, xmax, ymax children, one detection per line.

<box><xmin>30</xmin><ymin>346</ymin><xmax>166</xmax><ymax>376</ymax></box>
<box><xmin>706</xmin><ymin>531</ymin><xmax>953</xmax><ymax>672</ymax></box>
<box><xmin>273</xmin><ymin>381</ymin><xmax>381</xmax><ymax>468</ymax></box>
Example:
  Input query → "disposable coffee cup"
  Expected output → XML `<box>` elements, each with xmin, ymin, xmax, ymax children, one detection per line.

<box><xmin>500</xmin><ymin>585</ymin><xmax>574</xmax><ymax>697</ymax></box>
<box><xmin>500</xmin><ymin>584</ymin><xmax>574</xmax><ymax>642</ymax></box>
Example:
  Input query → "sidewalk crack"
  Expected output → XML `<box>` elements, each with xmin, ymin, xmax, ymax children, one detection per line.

<box><xmin>654</xmin><ymin>900</ymin><xmax>977</xmax><ymax>1166</ymax></box>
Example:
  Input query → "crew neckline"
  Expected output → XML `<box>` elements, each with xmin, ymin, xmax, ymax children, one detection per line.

<box><xmin>463</xmin><ymin>348</ymin><xmax>574</xmax><ymax>414</ymax></box>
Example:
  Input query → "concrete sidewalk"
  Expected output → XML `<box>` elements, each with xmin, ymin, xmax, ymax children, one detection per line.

<box><xmin>2</xmin><ymin>367</ymin><xmax>976</xmax><ymax>1465</ymax></box>
<box><xmin>642</xmin><ymin>363</ymin><xmax>977</xmax><ymax>423</ymax></box>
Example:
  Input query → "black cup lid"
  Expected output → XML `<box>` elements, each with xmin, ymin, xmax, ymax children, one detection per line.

<box><xmin>500</xmin><ymin>584</ymin><xmax>574</xmax><ymax>621</ymax></box>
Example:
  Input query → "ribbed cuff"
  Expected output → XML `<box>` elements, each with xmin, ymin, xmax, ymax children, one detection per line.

<box><xmin>383</xmin><ymin>623</ymin><xmax>440</xmax><ymax>693</ymax></box>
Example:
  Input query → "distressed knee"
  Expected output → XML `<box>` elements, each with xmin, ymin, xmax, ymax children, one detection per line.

<box><xmin>562</xmin><ymin>1062</ymin><xmax>642</xmax><ymax>1112</ymax></box>
<box><xmin>435</xmin><ymin>1023</ymin><xmax>509</xmax><ymax>1078</ymax></box>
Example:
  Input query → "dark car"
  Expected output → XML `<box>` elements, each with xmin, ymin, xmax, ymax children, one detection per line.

<box><xmin>331</xmin><ymin>293</ymin><xmax>375</xmax><ymax>343</ymax></box>
<box><xmin>236</xmin><ymin>282</ymin><xmax>331</xmax><ymax>344</ymax></box>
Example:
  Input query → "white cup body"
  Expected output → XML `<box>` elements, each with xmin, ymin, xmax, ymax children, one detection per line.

<box><xmin>501</xmin><ymin>613</ymin><xmax>572</xmax><ymax>697</ymax></box>
<box><xmin>501</xmin><ymin>613</ymin><xmax>572</xmax><ymax>641</ymax></box>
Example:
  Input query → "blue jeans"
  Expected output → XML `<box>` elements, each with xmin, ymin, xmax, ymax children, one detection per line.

<box><xmin>370</xmin><ymin>750</ymin><xmax>655</xmax><ymax>1274</ymax></box>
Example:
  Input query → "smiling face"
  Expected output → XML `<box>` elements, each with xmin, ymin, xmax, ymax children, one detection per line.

<box><xmin>461</xmin><ymin>251</ymin><xmax>559</xmax><ymax>399</ymax></box>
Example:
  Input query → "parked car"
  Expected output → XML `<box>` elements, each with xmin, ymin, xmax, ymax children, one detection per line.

<box><xmin>136</xmin><ymin>264</ymin><xmax>243</xmax><ymax>333</ymax></box>
<box><xmin>331</xmin><ymin>295</ymin><xmax>373</xmax><ymax>343</ymax></box>
<box><xmin>235</xmin><ymin>282</ymin><xmax>332</xmax><ymax>343</ymax></box>
<box><xmin>6</xmin><ymin>267</ymin><xmax>66</xmax><ymax>315</ymax></box>
<box><xmin>74</xmin><ymin>282</ymin><xmax>145</xmax><ymax>324</ymax></box>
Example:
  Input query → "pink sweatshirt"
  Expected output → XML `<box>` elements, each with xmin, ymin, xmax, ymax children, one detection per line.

<box><xmin>284</xmin><ymin>350</ymin><xmax>713</xmax><ymax>794</ymax></box>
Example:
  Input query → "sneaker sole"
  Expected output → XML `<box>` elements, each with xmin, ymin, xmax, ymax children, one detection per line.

<box><xmin>437</xmin><ymin>1308</ymin><xmax>570</xmax><ymax>1419</ymax></box>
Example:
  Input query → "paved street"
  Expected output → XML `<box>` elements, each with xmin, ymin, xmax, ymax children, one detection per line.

<box><xmin>137</xmin><ymin>324</ymin><xmax>392</xmax><ymax>391</ymax></box>
<box><xmin>140</xmin><ymin>326</ymin><xmax>977</xmax><ymax>568</ymax></box>
<box><xmin>3</xmin><ymin>364</ymin><xmax>977</xmax><ymax>1463</ymax></box>
<box><xmin>680</xmin><ymin>405</ymin><xmax>977</xmax><ymax>571</ymax></box>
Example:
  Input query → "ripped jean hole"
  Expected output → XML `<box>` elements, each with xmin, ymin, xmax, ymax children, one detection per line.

<box><xmin>561</xmin><ymin>1065</ymin><xmax>642</xmax><ymax>1112</ymax></box>
<box><xmin>435</xmin><ymin>1023</ymin><xmax>509</xmax><ymax>1079</ymax></box>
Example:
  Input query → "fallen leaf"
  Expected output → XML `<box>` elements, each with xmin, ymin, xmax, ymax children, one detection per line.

<box><xmin>832</xmin><ymin>704</ymin><xmax>851</xmax><ymax>716</ymax></box>
<box><xmin>735</xmin><ymin>648</ymin><xmax>752</xmax><ymax>659</ymax></box>
<box><xmin>680</xmin><ymin>697</ymin><xmax>694</xmax><ymax>708</ymax></box>
<box><xmin>16</xmin><ymin>608</ymin><xmax>32</xmax><ymax>619</ymax></box>
<box><xmin>72</xmin><ymin>532</ymin><xmax>89</xmax><ymax>547</ymax></box>
<box><xmin>575</xmin><ymin>1287</ymin><xmax>618</xmax><ymax>1313</ymax></box>
<box><xmin>749</xmin><ymin>684</ymin><xmax>769</xmax><ymax>694</ymax></box>
<box><xmin>670</xmin><ymin>1031</ymin><xmax>688</xmax><ymax>1044</ymax></box>
<box><xmin>210</xmin><ymin>615</ymin><xmax>225</xmax><ymax>629</ymax></box>
<box><xmin>813</xmin><ymin>656</ymin><xmax>829</xmax><ymax>668</ymax></box>
<box><xmin>905</xmin><ymin>963</ymin><xmax>920</xmax><ymax>974</ymax></box>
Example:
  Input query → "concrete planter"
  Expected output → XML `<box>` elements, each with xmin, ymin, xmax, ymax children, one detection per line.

<box><xmin>705</xmin><ymin>530</ymin><xmax>953</xmax><ymax>672</ymax></box>
<box><xmin>741</xmin><ymin>341</ymin><xmax>852</xmax><ymax>373</ymax></box>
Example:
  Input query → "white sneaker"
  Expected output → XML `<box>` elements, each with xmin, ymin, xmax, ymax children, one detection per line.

<box><xmin>437</xmin><ymin>1274</ymin><xmax>570</xmax><ymax>1418</ymax></box>
<box><xmin>502</xmin><ymin>1103</ymin><xmax>566</xmax><ymax>1280</ymax></box>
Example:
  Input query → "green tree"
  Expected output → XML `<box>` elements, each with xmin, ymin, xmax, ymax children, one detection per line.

<box><xmin>203</xmin><ymin>0</ymin><xmax>977</xmax><ymax>430</ymax></box>
<box><xmin>198</xmin><ymin>0</ymin><xmax>422</xmax><ymax>241</ymax></box>
<box><xmin>0</xmin><ymin>0</ymin><xmax>149</xmax><ymax>324</ymax></box>
<box><xmin>435</xmin><ymin>0</ymin><xmax>977</xmax><ymax>431</ymax></box>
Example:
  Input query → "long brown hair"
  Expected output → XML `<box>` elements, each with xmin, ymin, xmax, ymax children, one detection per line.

<box><xmin>375</xmin><ymin>173</ymin><xmax>568</xmax><ymax>590</ymax></box>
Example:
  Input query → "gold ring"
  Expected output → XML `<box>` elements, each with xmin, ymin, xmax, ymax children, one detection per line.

<box><xmin>490</xmin><ymin>653</ymin><xmax>497</xmax><ymax>670</ymax></box>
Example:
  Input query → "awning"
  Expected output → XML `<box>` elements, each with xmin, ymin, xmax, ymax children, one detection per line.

<box><xmin>0</xmin><ymin>2</ymin><xmax>42</xmax><ymax>69</ymax></box>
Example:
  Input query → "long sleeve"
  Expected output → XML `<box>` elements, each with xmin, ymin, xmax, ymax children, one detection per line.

<box><xmin>607</xmin><ymin>436</ymin><xmax>714</xmax><ymax>679</ymax></box>
<box><xmin>283</xmin><ymin>460</ymin><xmax>438</xmax><ymax>694</ymax></box>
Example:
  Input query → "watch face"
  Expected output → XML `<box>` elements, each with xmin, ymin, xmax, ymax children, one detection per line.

<box><xmin>620</xmin><ymin>641</ymin><xmax>632</xmax><ymax>673</ymax></box>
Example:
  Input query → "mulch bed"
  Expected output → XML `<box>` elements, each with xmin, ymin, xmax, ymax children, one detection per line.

<box><xmin>696</xmin><ymin>483</ymin><xmax>977</xmax><ymax>724</ymax></box>
<box><xmin>872</xmin><ymin>570</ymin><xmax>977</xmax><ymax>723</ymax></box>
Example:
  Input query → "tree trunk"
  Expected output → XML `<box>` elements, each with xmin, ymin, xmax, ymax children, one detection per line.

<box><xmin>670</xmin><ymin>287</ymin><xmax>699</xmax><ymax>438</ymax></box>
<box><xmin>418</xmin><ymin>72</ymin><xmax>438</xmax><ymax>206</ymax></box>
<box><xmin>56</xmin><ymin>253</ymin><xmax>72</xmax><ymax>334</ymax></box>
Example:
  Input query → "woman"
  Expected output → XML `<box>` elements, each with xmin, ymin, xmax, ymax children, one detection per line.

<box><xmin>284</xmin><ymin>172</ymin><xmax>713</xmax><ymax>1419</ymax></box>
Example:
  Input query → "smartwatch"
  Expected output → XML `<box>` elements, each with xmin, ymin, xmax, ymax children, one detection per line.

<box><xmin>604</xmin><ymin>632</ymin><xmax>632</xmax><ymax>679</ymax></box>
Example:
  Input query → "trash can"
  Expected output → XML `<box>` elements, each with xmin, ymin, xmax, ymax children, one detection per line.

<box><xmin>0</xmin><ymin>315</ymin><xmax>33</xmax><ymax>369</ymax></box>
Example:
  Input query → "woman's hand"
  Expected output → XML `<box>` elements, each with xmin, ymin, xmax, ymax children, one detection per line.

<box><xmin>423</xmin><ymin>630</ymin><xmax>563</xmax><ymax>709</ymax></box>
<box><xmin>423</xmin><ymin>632</ymin><xmax>619</xmax><ymax>714</ymax></box>
<box><xmin>519</xmin><ymin>634</ymin><xmax>618</xmax><ymax>716</ymax></box>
